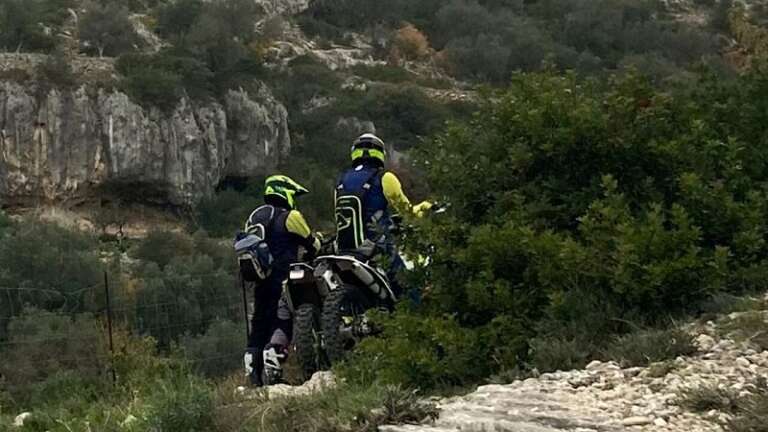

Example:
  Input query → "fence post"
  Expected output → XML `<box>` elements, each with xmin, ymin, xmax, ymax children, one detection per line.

<box><xmin>104</xmin><ymin>271</ymin><xmax>116</xmax><ymax>384</ymax></box>
<box><xmin>240</xmin><ymin>273</ymin><xmax>250</xmax><ymax>345</ymax></box>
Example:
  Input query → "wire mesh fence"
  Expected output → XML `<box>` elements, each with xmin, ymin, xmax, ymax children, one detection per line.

<box><xmin>0</xmin><ymin>271</ymin><xmax>249</xmax><ymax>392</ymax></box>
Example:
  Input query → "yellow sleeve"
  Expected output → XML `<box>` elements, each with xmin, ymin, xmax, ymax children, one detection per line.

<box><xmin>285</xmin><ymin>210</ymin><xmax>312</xmax><ymax>238</ymax></box>
<box><xmin>286</xmin><ymin>210</ymin><xmax>321</xmax><ymax>252</ymax></box>
<box><xmin>381</xmin><ymin>172</ymin><xmax>412</xmax><ymax>215</ymax></box>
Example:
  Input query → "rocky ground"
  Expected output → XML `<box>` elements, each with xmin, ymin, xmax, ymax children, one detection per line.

<box><xmin>377</xmin><ymin>317</ymin><xmax>762</xmax><ymax>432</ymax></box>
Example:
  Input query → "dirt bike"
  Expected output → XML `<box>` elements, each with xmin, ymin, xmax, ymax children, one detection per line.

<box><xmin>281</xmin><ymin>237</ymin><xmax>397</xmax><ymax>378</ymax></box>
<box><xmin>315</xmin><ymin>252</ymin><xmax>397</xmax><ymax>364</ymax></box>
<box><xmin>287</xmin><ymin>204</ymin><xmax>448</xmax><ymax>377</ymax></box>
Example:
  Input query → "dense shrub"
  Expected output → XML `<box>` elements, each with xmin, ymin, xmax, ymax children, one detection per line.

<box><xmin>0</xmin><ymin>220</ymin><xmax>103</xmax><ymax>334</ymax></box>
<box><xmin>340</xmin><ymin>310</ymin><xmax>493</xmax><ymax>388</ymax></box>
<box><xmin>301</xmin><ymin>0</ymin><xmax>721</xmax><ymax>82</ymax></box>
<box><xmin>131</xmin><ymin>231</ymin><xmax>237</xmax><ymax>346</ymax></box>
<box><xmin>79</xmin><ymin>1</ymin><xmax>142</xmax><ymax>57</ymax></box>
<box><xmin>342</xmin><ymin>68</ymin><xmax>768</xmax><ymax>389</ymax></box>
<box><xmin>36</xmin><ymin>49</ymin><xmax>78</xmax><ymax>88</ymax></box>
<box><xmin>392</xmin><ymin>24</ymin><xmax>431</xmax><ymax>61</ymax></box>
<box><xmin>0</xmin><ymin>309</ymin><xmax>107</xmax><ymax>397</ymax></box>
<box><xmin>140</xmin><ymin>371</ymin><xmax>216</xmax><ymax>432</ymax></box>
<box><xmin>156</xmin><ymin>0</ymin><xmax>205</xmax><ymax>41</ymax></box>
<box><xmin>135</xmin><ymin>254</ymin><xmax>236</xmax><ymax>330</ymax></box>
<box><xmin>197</xmin><ymin>189</ymin><xmax>257</xmax><ymax>238</ymax></box>
<box><xmin>116</xmin><ymin>0</ymin><xmax>265</xmax><ymax>109</ymax></box>
<box><xmin>116</xmin><ymin>50</ymin><xmax>215</xmax><ymax>110</ymax></box>
<box><xmin>0</xmin><ymin>0</ymin><xmax>77</xmax><ymax>52</ymax></box>
<box><xmin>600</xmin><ymin>328</ymin><xmax>697</xmax><ymax>367</ymax></box>
<box><xmin>133</xmin><ymin>230</ymin><xmax>195</xmax><ymax>269</ymax></box>
<box><xmin>181</xmin><ymin>319</ymin><xmax>243</xmax><ymax>377</ymax></box>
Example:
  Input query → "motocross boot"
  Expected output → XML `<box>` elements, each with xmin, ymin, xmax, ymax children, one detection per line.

<box><xmin>262</xmin><ymin>344</ymin><xmax>288</xmax><ymax>386</ymax></box>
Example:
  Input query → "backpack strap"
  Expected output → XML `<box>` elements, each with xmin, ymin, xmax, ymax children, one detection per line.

<box><xmin>245</xmin><ymin>205</ymin><xmax>280</xmax><ymax>237</ymax></box>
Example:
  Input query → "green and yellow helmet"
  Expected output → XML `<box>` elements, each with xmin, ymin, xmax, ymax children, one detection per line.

<box><xmin>351</xmin><ymin>133</ymin><xmax>386</xmax><ymax>163</ymax></box>
<box><xmin>264</xmin><ymin>175</ymin><xmax>309</xmax><ymax>210</ymax></box>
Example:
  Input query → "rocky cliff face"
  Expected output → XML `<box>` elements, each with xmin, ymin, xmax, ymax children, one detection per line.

<box><xmin>0</xmin><ymin>81</ymin><xmax>289</xmax><ymax>206</ymax></box>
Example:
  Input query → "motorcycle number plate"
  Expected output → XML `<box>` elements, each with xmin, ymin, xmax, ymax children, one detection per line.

<box><xmin>289</xmin><ymin>268</ymin><xmax>305</xmax><ymax>280</ymax></box>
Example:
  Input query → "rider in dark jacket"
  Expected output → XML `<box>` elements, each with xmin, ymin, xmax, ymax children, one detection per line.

<box><xmin>334</xmin><ymin>134</ymin><xmax>431</xmax><ymax>294</ymax></box>
<box><xmin>244</xmin><ymin>175</ymin><xmax>320</xmax><ymax>386</ymax></box>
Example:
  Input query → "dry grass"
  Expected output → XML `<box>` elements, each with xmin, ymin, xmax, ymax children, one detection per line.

<box><xmin>601</xmin><ymin>327</ymin><xmax>697</xmax><ymax>368</ymax></box>
<box><xmin>720</xmin><ymin>311</ymin><xmax>768</xmax><ymax>351</ymax></box>
<box><xmin>211</xmin><ymin>379</ymin><xmax>438</xmax><ymax>432</ymax></box>
<box><xmin>679</xmin><ymin>383</ymin><xmax>741</xmax><ymax>414</ymax></box>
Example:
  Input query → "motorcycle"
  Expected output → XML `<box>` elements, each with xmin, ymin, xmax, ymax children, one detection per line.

<box><xmin>315</xmin><ymin>252</ymin><xmax>396</xmax><ymax>364</ymax></box>
<box><xmin>285</xmin><ymin>203</ymin><xmax>448</xmax><ymax>378</ymax></box>
<box><xmin>282</xmin><ymin>239</ymin><xmax>397</xmax><ymax>376</ymax></box>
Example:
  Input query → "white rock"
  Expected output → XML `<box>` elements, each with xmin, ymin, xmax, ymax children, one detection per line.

<box><xmin>120</xmin><ymin>415</ymin><xmax>137</xmax><ymax>427</ymax></box>
<box><xmin>654</xmin><ymin>417</ymin><xmax>668</xmax><ymax>426</ymax></box>
<box><xmin>13</xmin><ymin>413</ymin><xmax>32</xmax><ymax>427</ymax></box>
<box><xmin>586</xmin><ymin>360</ymin><xmax>603</xmax><ymax>371</ymax></box>
<box><xmin>736</xmin><ymin>357</ymin><xmax>751</xmax><ymax>368</ymax></box>
<box><xmin>696</xmin><ymin>334</ymin><xmax>716</xmax><ymax>351</ymax></box>
<box><xmin>621</xmin><ymin>416</ymin><xmax>654</xmax><ymax>426</ymax></box>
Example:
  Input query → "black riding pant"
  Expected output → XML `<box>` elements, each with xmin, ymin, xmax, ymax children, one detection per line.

<box><xmin>247</xmin><ymin>268</ymin><xmax>292</xmax><ymax>377</ymax></box>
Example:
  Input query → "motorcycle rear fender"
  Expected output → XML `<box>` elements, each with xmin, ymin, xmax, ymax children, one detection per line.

<box><xmin>315</xmin><ymin>255</ymin><xmax>396</xmax><ymax>302</ymax></box>
<box><xmin>286</xmin><ymin>263</ymin><xmax>323</xmax><ymax>308</ymax></box>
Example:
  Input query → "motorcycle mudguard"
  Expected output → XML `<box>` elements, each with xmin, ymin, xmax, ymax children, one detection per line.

<box><xmin>286</xmin><ymin>263</ymin><xmax>323</xmax><ymax>308</ymax></box>
<box><xmin>314</xmin><ymin>255</ymin><xmax>396</xmax><ymax>302</ymax></box>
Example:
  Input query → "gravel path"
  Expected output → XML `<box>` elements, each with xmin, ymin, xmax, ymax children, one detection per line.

<box><xmin>382</xmin><ymin>319</ymin><xmax>762</xmax><ymax>432</ymax></box>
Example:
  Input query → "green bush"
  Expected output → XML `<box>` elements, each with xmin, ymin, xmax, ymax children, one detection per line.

<box><xmin>118</xmin><ymin>0</ymin><xmax>262</xmax><ymax>109</ymax></box>
<box><xmin>36</xmin><ymin>50</ymin><xmax>78</xmax><ymax>88</ymax></box>
<box><xmin>343</xmin><ymin>68</ymin><xmax>768</xmax><ymax>390</ymax></box>
<box><xmin>339</xmin><ymin>309</ymin><xmax>496</xmax><ymax>388</ymax></box>
<box><xmin>528</xmin><ymin>336</ymin><xmax>591</xmax><ymax>373</ymax></box>
<box><xmin>300</xmin><ymin>0</ymin><xmax>720</xmax><ymax>82</ymax></box>
<box><xmin>0</xmin><ymin>0</ymin><xmax>77</xmax><ymax>53</ymax></box>
<box><xmin>678</xmin><ymin>379</ymin><xmax>768</xmax><ymax>432</ymax></box>
<box><xmin>726</xmin><ymin>379</ymin><xmax>768</xmax><ymax>432</ymax></box>
<box><xmin>133</xmin><ymin>256</ymin><xmax>237</xmax><ymax>347</ymax></box>
<box><xmin>0</xmin><ymin>309</ymin><xmax>106</xmax><ymax>399</ymax></box>
<box><xmin>116</xmin><ymin>52</ymin><xmax>198</xmax><ymax>111</ymax></box>
<box><xmin>600</xmin><ymin>328</ymin><xmax>697</xmax><ymax>367</ymax></box>
<box><xmin>196</xmin><ymin>186</ymin><xmax>262</xmax><ymax>238</ymax></box>
<box><xmin>128</xmin><ymin>229</ymin><xmax>237</xmax><ymax>347</ymax></box>
<box><xmin>0</xmin><ymin>220</ymin><xmax>103</xmax><ymax>333</ymax></box>
<box><xmin>140</xmin><ymin>371</ymin><xmax>216</xmax><ymax>432</ymax></box>
<box><xmin>133</xmin><ymin>230</ymin><xmax>195</xmax><ymax>270</ymax></box>
<box><xmin>79</xmin><ymin>1</ymin><xmax>142</xmax><ymax>57</ymax></box>
<box><xmin>156</xmin><ymin>0</ymin><xmax>205</xmax><ymax>41</ymax></box>
<box><xmin>180</xmin><ymin>319</ymin><xmax>243</xmax><ymax>377</ymax></box>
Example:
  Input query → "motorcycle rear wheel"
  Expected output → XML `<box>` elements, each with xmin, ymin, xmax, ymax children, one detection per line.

<box><xmin>321</xmin><ymin>285</ymin><xmax>366</xmax><ymax>364</ymax></box>
<box><xmin>293</xmin><ymin>303</ymin><xmax>324</xmax><ymax>382</ymax></box>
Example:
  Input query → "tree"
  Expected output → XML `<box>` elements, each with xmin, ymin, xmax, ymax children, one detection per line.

<box><xmin>79</xmin><ymin>1</ymin><xmax>141</xmax><ymax>57</ymax></box>
<box><xmin>392</xmin><ymin>24</ymin><xmax>431</xmax><ymax>60</ymax></box>
<box><xmin>94</xmin><ymin>200</ymin><xmax>128</xmax><ymax>244</ymax></box>
<box><xmin>156</xmin><ymin>0</ymin><xmax>204</xmax><ymax>42</ymax></box>
<box><xmin>0</xmin><ymin>0</ymin><xmax>56</xmax><ymax>52</ymax></box>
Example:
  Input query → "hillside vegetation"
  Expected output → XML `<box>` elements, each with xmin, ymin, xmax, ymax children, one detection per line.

<box><xmin>3</xmin><ymin>0</ymin><xmax>768</xmax><ymax>431</ymax></box>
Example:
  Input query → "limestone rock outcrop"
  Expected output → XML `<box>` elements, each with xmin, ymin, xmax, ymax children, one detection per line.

<box><xmin>0</xmin><ymin>81</ymin><xmax>289</xmax><ymax>206</ymax></box>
